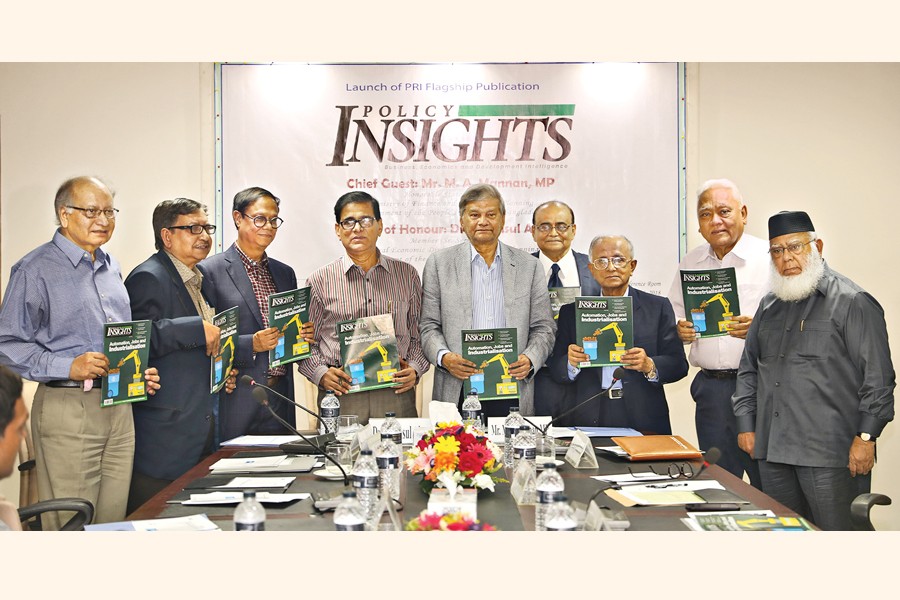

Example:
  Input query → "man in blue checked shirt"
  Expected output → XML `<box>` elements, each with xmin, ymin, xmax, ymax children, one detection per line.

<box><xmin>0</xmin><ymin>176</ymin><xmax>160</xmax><ymax>529</ymax></box>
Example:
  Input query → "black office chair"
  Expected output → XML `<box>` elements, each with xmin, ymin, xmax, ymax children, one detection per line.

<box><xmin>17</xmin><ymin>498</ymin><xmax>95</xmax><ymax>531</ymax></box>
<box><xmin>850</xmin><ymin>493</ymin><xmax>892</xmax><ymax>531</ymax></box>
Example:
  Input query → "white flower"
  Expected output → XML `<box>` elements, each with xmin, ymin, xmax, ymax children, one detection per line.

<box><xmin>472</xmin><ymin>473</ymin><xmax>496</xmax><ymax>492</ymax></box>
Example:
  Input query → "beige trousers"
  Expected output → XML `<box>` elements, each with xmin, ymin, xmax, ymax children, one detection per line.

<box><xmin>31</xmin><ymin>385</ymin><xmax>134</xmax><ymax>529</ymax></box>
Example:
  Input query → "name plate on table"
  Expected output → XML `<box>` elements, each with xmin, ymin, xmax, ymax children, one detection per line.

<box><xmin>486</xmin><ymin>416</ymin><xmax>552</xmax><ymax>443</ymax></box>
<box><xmin>427</xmin><ymin>488</ymin><xmax>477</xmax><ymax>519</ymax></box>
<box><xmin>564</xmin><ymin>430</ymin><xmax>599</xmax><ymax>469</ymax></box>
<box><xmin>366</xmin><ymin>418</ymin><xmax>431</xmax><ymax>444</ymax></box>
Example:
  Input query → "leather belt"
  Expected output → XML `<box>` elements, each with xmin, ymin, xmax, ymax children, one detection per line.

<box><xmin>700</xmin><ymin>369</ymin><xmax>738</xmax><ymax>380</ymax></box>
<box><xmin>45</xmin><ymin>378</ymin><xmax>102</xmax><ymax>388</ymax></box>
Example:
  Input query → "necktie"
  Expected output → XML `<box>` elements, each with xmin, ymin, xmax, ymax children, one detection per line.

<box><xmin>548</xmin><ymin>263</ymin><xmax>563</xmax><ymax>288</ymax></box>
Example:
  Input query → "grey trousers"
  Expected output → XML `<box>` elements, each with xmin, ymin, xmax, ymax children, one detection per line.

<box><xmin>32</xmin><ymin>384</ymin><xmax>134</xmax><ymax>528</ymax></box>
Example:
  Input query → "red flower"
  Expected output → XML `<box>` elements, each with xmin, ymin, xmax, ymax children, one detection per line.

<box><xmin>458</xmin><ymin>450</ymin><xmax>484</xmax><ymax>476</ymax></box>
<box><xmin>457</xmin><ymin>432</ymin><xmax>476</xmax><ymax>449</ymax></box>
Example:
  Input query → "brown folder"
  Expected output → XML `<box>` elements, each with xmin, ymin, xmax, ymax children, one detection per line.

<box><xmin>611</xmin><ymin>435</ymin><xmax>702</xmax><ymax>461</ymax></box>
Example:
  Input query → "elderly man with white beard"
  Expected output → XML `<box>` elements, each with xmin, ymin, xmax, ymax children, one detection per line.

<box><xmin>732</xmin><ymin>210</ymin><xmax>895</xmax><ymax>530</ymax></box>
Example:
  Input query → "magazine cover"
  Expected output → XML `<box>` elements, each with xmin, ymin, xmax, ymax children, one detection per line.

<box><xmin>574</xmin><ymin>296</ymin><xmax>634</xmax><ymax>368</ymax></box>
<box><xmin>211</xmin><ymin>306</ymin><xmax>239</xmax><ymax>393</ymax></box>
<box><xmin>102</xmin><ymin>320</ymin><xmax>151</xmax><ymax>407</ymax></box>
<box><xmin>267</xmin><ymin>286</ymin><xmax>312</xmax><ymax>367</ymax></box>
<box><xmin>679</xmin><ymin>267</ymin><xmax>741</xmax><ymax>338</ymax></box>
<box><xmin>338</xmin><ymin>313</ymin><xmax>400</xmax><ymax>393</ymax></box>
<box><xmin>548</xmin><ymin>286</ymin><xmax>581</xmax><ymax>320</ymax></box>
<box><xmin>461</xmin><ymin>327</ymin><xmax>519</xmax><ymax>401</ymax></box>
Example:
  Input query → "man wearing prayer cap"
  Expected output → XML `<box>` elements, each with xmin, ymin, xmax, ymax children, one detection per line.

<box><xmin>732</xmin><ymin>210</ymin><xmax>895</xmax><ymax>529</ymax></box>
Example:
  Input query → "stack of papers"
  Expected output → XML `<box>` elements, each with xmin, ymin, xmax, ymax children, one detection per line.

<box><xmin>182</xmin><ymin>491</ymin><xmax>310</xmax><ymax>505</ymax></box>
<box><xmin>606</xmin><ymin>480</ymin><xmax>725</xmax><ymax>506</ymax></box>
<box><xmin>85</xmin><ymin>514</ymin><xmax>220</xmax><ymax>531</ymax></box>
<box><xmin>209</xmin><ymin>455</ymin><xmax>319</xmax><ymax>473</ymax></box>
<box><xmin>221</xmin><ymin>435</ymin><xmax>300</xmax><ymax>447</ymax></box>
<box><xmin>212</xmin><ymin>476</ymin><xmax>296</xmax><ymax>490</ymax></box>
<box><xmin>549</xmin><ymin>426</ymin><xmax>642</xmax><ymax>438</ymax></box>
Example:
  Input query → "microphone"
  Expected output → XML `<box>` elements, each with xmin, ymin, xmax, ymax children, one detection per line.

<box><xmin>525</xmin><ymin>367</ymin><xmax>626</xmax><ymax>434</ymax></box>
<box><xmin>240</xmin><ymin>374</ymin><xmax>330</xmax><ymax>434</ymax></box>
<box><xmin>693</xmin><ymin>447</ymin><xmax>722</xmax><ymax>480</ymax></box>
<box><xmin>251</xmin><ymin>387</ymin><xmax>349</xmax><ymax>487</ymax></box>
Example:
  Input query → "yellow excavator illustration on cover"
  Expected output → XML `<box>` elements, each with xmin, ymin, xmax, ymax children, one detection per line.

<box><xmin>278</xmin><ymin>313</ymin><xmax>310</xmax><ymax>360</ymax></box>
<box><xmin>584</xmin><ymin>322</ymin><xmax>627</xmax><ymax>363</ymax></box>
<box><xmin>117</xmin><ymin>349</ymin><xmax>145</xmax><ymax>397</ymax></box>
<box><xmin>699</xmin><ymin>293</ymin><xmax>735</xmax><ymax>333</ymax></box>
<box><xmin>479</xmin><ymin>353</ymin><xmax>518</xmax><ymax>396</ymax></box>
<box><xmin>353</xmin><ymin>340</ymin><xmax>398</xmax><ymax>383</ymax></box>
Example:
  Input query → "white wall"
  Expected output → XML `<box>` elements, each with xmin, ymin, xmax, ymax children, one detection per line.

<box><xmin>2</xmin><ymin>62</ymin><xmax>898</xmax><ymax>529</ymax></box>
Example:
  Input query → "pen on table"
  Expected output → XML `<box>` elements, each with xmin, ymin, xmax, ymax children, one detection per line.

<box><xmin>647</xmin><ymin>482</ymin><xmax>689</xmax><ymax>489</ymax></box>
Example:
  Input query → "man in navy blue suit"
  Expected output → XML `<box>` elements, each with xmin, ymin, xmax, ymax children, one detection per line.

<box><xmin>530</xmin><ymin>201</ymin><xmax>601</xmax><ymax>417</ymax></box>
<box><xmin>125</xmin><ymin>198</ymin><xmax>236</xmax><ymax>513</ymax></box>
<box><xmin>200</xmin><ymin>187</ymin><xmax>314</xmax><ymax>442</ymax></box>
<box><xmin>550</xmin><ymin>235</ymin><xmax>687</xmax><ymax>431</ymax></box>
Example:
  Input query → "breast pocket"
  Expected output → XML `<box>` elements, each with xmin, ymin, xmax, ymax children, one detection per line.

<box><xmin>757</xmin><ymin>319</ymin><xmax>784</xmax><ymax>360</ymax></box>
<box><xmin>794</xmin><ymin>319</ymin><xmax>834</xmax><ymax>360</ymax></box>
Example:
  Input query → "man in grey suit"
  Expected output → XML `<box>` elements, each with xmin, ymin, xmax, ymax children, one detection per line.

<box><xmin>420</xmin><ymin>184</ymin><xmax>556</xmax><ymax>417</ymax></box>
<box><xmin>530</xmin><ymin>200</ymin><xmax>602</xmax><ymax>417</ymax></box>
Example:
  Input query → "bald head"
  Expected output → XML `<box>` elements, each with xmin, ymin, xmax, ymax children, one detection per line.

<box><xmin>54</xmin><ymin>176</ymin><xmax>114</xmax><ymax>225</ymax></box>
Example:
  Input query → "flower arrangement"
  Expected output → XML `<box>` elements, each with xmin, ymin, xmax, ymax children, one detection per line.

<box><xmin>404</xmin><ymin>421</ymin><xmax>506</xmax><ymax>495</ymax></box>
<box><xmin>405</xmin><ymin>510</ymin><xmax>497</xmax><ymax>531</ymax></box>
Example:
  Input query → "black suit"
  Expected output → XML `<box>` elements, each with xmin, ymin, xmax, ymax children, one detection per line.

<box><xmin>549</xmin><ymin>286</ymin><xmax>688</xmax><ymax>432</ymax></box>
<box><xmin>533</xmin><ymin>250</ymin><xmax>602</xmax><ymax>417</ymax></box>
<box><xmin>198</xmin><ymin>245</ymin><xmax>298</xmax><ymax>440</ymax></box>
<box><xmin>125</xmin><ymin>251</ymin><xmax>217</xmax><ymax>511</ymax></box>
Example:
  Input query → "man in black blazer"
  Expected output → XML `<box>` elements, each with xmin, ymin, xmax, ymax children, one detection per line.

<box><xmin>550</xmin><ymin>235</ymin><xmax>688</xmax><ymax>432</ymax></box>
<box><xmin>530</xmin><ymin>201</ymin><xmax>602</xmax><ymax>417</ymax></box>
<box><xmin>200</xmin><ymin>187</ymin><xmax>313</xmax><ymax>441</ymax></box>
<box><xmin>125</xmin><ymin>198</ymin><xmax>235</xmax><ymax>513</ymax></box>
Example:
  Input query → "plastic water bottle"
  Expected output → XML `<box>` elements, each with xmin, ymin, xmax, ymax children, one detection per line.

<box><xmin>375</xmin><ymin>431</ymin><xmax>401</xmax><ymax>501</ymax></box>
<box><xmin>333</xmin><ymin>491</ymin><xmax>366</xmax><ymax>531</ymax></box>
<box><xmin>545</xmin><ymin>495</ymin><xmax>578</xmax><ymax>531</ymax></box>
<box><xmin>381</xmin><ymin>411</ymin><xmax>403</xmax><ymax>446</ymax></box>
<box><xmin>535</xmin><ymin>463</ymin><xmax>565</xmax><ymax>531</ymax></box>
<box><xmin>461</xmin><ymin>390</ymin><xmax>482</xmax><ymax>428</ymax></box>
<box><xmin>351</xmin><ymin>449</ymin><xmax>379</xmax><ymax>525</ymax></box>
<box><xmin>503</xmin><ymin>406</ymin><xmax>524</xmax><ymax>467</ymax></box>
<box><xmin>512</xmin><ymin>425</ymin><xmax>536</xmax><ymax>476</ymax></box>
<box><xmin>320</xmin><ymin>390</ymin><xmax>340</xmax><ymax>435</ymax></box>
<box><xmin>233</xmin><ymin>490</ymin><xmax>266</xmax><ymax>531</ymax></box>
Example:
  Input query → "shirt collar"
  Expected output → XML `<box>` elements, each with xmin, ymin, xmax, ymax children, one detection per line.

<box><xmin>52</xmin><ymin>229</ymin><xmax>109</xmax><ymax>268</ymax></box>
<box><xmin>705</xmin><ymin>233</ymin><xmax>755</xmax><ymax>263</ymax></box>
<box><xmin>233</xmin><ymin>242</ymin><xmax>269</xmax><ymax>270</ymax></box>
<box><xmin>470</xmin><ymin>242</ymin><xmax>501</xmax><ymax>263</ymax></box>
<box><xmin>165</xmin><ymin>250</ymin><xmax>202</xmax><ymax>285</ymax></box>
<box><xmin>538</xmin><ymin>247</ymin><xmax>575</xmax><ymax>273</ymax></box>
<box><xmin>341</xmin><ymin>249</ymin><xmax>388</xmax><ymax>275</ymax></box>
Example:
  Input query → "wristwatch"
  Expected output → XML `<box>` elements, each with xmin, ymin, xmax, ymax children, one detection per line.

<box><xmin>644</xmin><ymin>359</ymin><xmax>658</xmax><ymax>381</ymax></box>
<box><xmin>858</xmin><ymin>432</ymin><xmax>877</xmax><ymax>442</ymax></box>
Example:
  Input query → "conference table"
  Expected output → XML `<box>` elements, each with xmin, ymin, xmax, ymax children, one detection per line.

<box><xmin>127</xmin><ymin>438</ymin><xmax>802</xmax><ymax>531</ymax></box>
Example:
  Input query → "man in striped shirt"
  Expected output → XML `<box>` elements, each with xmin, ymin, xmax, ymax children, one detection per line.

<box><xmin>298</xmin><ymin>191</ymin><xmax>429</xmax><ymax>423</ymax></box>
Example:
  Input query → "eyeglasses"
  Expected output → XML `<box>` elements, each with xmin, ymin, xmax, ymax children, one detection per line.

<box><xmin>629</xmin><ymin>462</ymin><xmax>696</xmax><ymax>480</ymax></box>
<box><xmin>591</xmin><ymin>256</ymin><xmax>632</xmax><ymax>270</ymax></box>
<box><xmin>535</xmin><ymin>223</ymin><xmax>573</xmax><ymax>234</ymax></box>
<box><xmin>241</xmin><ymin>213</ymin><xmax>284</xmax><ymax>229</ymax></box>
<box><xmin>166</xmin><ymin>224</ymin><xmax>217</xmax><ymax>235</ymax></box>
<box><xmin>769</xmin><ymin>239</ymin><xmax>815</xmax><ymax>258</ymax></box>
<box><xmin>338</xmin><ymin>216</ymin><xmax>377</xmax><ymax>230</ymax></box>
<box><xmin>67</xmin><ymin>205</ymin><xmax>119</xmax><ymax>220</ymax></box>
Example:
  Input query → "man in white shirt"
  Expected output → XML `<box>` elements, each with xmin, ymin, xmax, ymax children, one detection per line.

<box><xmin>667</xmin><ymin>179</ymin><xmax>769</xmax><ymax>487</ymax></box>
<box><xmin>530</xmin><ymin>201</ymin><xmax>601</xmax><ymax>418</ymax></box>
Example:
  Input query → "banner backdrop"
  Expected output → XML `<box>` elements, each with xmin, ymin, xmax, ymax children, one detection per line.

<box><xmin>220</xmin><ymin>63</ymin><xmax>680</xmax><ymax>294</ymax></box>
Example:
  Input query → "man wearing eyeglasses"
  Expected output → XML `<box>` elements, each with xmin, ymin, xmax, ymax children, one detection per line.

<box><xmin>732</xmin><ymin>211</ymin><xmax>894</xmax><ymax>530</ymax></box>
<box><xmin>199</xmin><ymin>187</ymin><xmax>314</xmax><ymax>440</ymax></box>
<box><xmin>124</xmin><ymin>198</ymin><xmax>236</xmax><ymax>513</ymax></box>
<box><xmin>530</xmin><ymin>201</ymin><xmax>602</xmax><ymax>418</ymax></box>
<box><xmin>420</xmin><ymin>184</ymin><xmax>556</xmax><ymax>417</ymax></box>
<box><xmin>0</xmin><ymin>176</ymin><xmax>160</xmax><ymax>528</ymax></box>
<box><xmin>666</xmin><ymin>179</ymin><xmax>770</xmax><ymax>489</ymax></box>
<box><xmin>550</xmin><ymin>235</ymin><xmax>687</xmax><ymax>431</ymax></box>
<box><xmin>298</xmin><ymin>191</ymin><xmax>429</xmax><ymax>423</ymax></box>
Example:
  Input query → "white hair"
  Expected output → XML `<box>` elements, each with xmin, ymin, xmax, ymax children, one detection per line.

<box><xmin>697</xmin><ymin>178</ymin><xmax>744</xmax><ymax>208</ymax></box>
<box><xmin>588</xmin><ymin>234</ymin><xmax>635</xmax><ymax>259</ymax></box>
